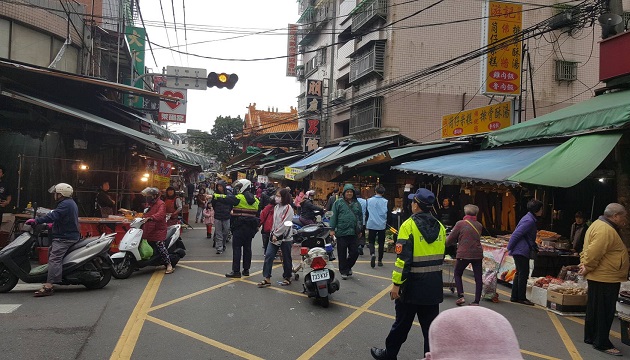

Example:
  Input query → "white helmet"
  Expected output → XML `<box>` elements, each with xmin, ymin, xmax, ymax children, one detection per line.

<box><xmin>232</xmin><ymin>179</ymin><xmax>252</xmax><ymax>194</ymax></box>
<box><xmin>48</xmin><ymin>183</ymin><xmax>73</xmax><ymax>197</ymax></box>
<box><xmin>141</xmin><ymin>187</ymin><xmax>160</xmax><ymax>197</ymax></box>
<box><xmin>306</xmin><ymin>190</ymin><xmax>316</xmax><ymax>197</ymax></box>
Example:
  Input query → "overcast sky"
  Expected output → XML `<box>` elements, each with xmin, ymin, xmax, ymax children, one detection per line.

<box><xmin>139</xmin><ymin>0</ymin><xmax>300</xmax><ymax>133</ymax></box>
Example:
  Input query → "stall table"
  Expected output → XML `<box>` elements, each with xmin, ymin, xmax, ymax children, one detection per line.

<box><xmin>530</xmin><ymin>252</ymin><xmax>580</xmax><ymax>278</ymax></box>
<box><xmin>78</xmin><ymin>217</ymin><xmax>130</xmax><ymax>252</ymax></box>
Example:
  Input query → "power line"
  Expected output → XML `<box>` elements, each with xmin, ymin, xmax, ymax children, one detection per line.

<box><xmin>170</xmin><ymin>0</ymin><xmax>183</xmax><ymax>64</ymax></box>
<box><xmin>158</xmin><ymin>0</ymin><xmax>176</xmax><ymax>63</ymax></box>
<box><xmin>136</xmin><ymin>0</ymin><xmax>158</xmax><ymax>67</ymax></box>
<box><xmin>182</xmin><ymin>0</ymin><xmax>189</xmax><ymax>66</ymax></box>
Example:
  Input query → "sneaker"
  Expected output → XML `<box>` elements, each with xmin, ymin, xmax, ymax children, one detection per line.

<box><xmin>347</xmin><ymin>270</ymin><xmax>353</xmax><ymax>276</ymax></box>
<box><xmin>519</xmin><ymin>299</ymin><xmax>535</xmax><ymax>306</ymax></box>
<box><xmin>225</xmin><ymin>272</ymin><xmax>241</xmax><ymax>278</ymax></box>
<box><xmin>370</xmin><ymin>255</ymin><xmax>376</xmax><ymax>268</ymax></box>
<box><xmin>378</xmin><ymin>261</ymin><xmax>383</xmax><ymax>267</ymax></box>
<box><xmin>341</xmin><ymin>274</ymin><xmax>348</xmax><ymax>280</ymax></box>
<box><xmin>216</xmin><ymin>250</ymin><xmax>222</xmax><ymax>254</ymax></box>
<box><xmin>242</xmin><ymin>270</ymin><xmax>250</xmax><ymax>276</ymax></box>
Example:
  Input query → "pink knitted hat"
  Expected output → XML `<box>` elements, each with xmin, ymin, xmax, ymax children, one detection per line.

<box><xmin>424</xmin><ymin>307</ymin><xmax>523</xmax><ymax>360</ymax></box>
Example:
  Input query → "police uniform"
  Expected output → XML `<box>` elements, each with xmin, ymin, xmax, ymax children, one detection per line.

<box><xmin>215</xmin><ymin>189</ymin><xmax>259</xmax><ymax>276</ymax></box>
<box><xmin>373</xmin><ymin>188</ymin><xmax>446</xmax><ymax>360</ymax></box>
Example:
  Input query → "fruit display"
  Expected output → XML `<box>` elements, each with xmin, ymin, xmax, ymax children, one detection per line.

<box><xmin>499</xmin><ymin>269</ymin><xmax>516</xmax><ymax>282</ymax></box>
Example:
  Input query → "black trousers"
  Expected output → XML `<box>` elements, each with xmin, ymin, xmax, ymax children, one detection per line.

<box><xmin>510</xmin><ymin>255</ymin><xmax>529</xmax><ymax>301</ymax></box>
<box><xmin>336</xmin><ymin>235</ymin><xmax>359</xmax><ymax>274</ymax></box>
<box><xmin>385</xmin><ymin>301</ymin><xmax>439</xmax><ymax>358</ymax></box>
<box><xmin>231</xmin><ymin>217</ymin><xmax>257</xmax><ymax>273</ymax></box>
<box><xmin>367</xmin><ymin>228</ymin><xmax>386</xmax><ymax>261</ymax></box>
<box><xmin>585</xmin><ymin>280</ymin><xmax>620</xmax><ymax>350</ymax></box>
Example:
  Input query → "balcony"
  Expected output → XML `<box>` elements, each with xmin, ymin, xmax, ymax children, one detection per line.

<box><xmin>350</xmin><ymin>97</ymin><xmax>383</xmax><ymax>134</ymax></box>
<box><xmin>297</xmin><ymin>0</ymin><xmax>332</xmax><ymax>45</ymax></box>
<box><xmin>349</xmin><ymin>40</ymin><xmax>385</xmax><ymax>84</ymax></box>
<box><xmin>351</xmin><ymin>0</ymin><xmax>388</xmax><ymax>34</ymax></box>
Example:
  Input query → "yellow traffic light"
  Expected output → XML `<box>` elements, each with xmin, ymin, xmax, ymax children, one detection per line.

<box><xmin>207</xmin><ymin>72</ymin><xmax>239</xmax><ymax>89</ymax></box>
<box><xmin>218</xmin><ymin>73</ymin><xmax>228</xmax><ymax>83</ymax></box>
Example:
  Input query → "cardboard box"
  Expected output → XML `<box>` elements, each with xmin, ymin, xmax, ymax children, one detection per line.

<box><xmin>547</xmin><ymin>290</ymin><xmax>587</xmax><ymax>306</ymax></box>
<box><xmin>527</xmin><ymin>286</ymin><xmax>548</xmax><ymax>307</ymax></box>
<box><xmin>618</xmin><ymin>302</ymin><xmax>630</xmax><ymax>317</ymax></box>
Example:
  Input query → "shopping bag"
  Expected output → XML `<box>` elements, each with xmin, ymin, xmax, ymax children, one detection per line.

<box><xmin>139</xmin><ymin>239</ymin><xmax>154</xmax><ymax>260</ymax></box>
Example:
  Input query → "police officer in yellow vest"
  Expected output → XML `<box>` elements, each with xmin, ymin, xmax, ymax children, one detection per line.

<box><xmin>371</xmin><ymin>188</ymin><xmax>446</xmax><ymax>360</ymax></box>
<box><xmin>214</xmin><ymin>179</ymin><xmax>260</xmax><ymax>278</ymax></box>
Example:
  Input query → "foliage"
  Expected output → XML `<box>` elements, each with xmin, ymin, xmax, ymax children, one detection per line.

<box><xmin>188</xmin><ymin>116</ymin><xmax>243</xmax><ymax>165</ymax></box>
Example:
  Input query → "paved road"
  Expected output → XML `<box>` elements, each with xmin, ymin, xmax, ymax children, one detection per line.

<box><xmin>0</xmin><ymin>218</ymin><xmax>626</xmax><ymax>359</ymax></box>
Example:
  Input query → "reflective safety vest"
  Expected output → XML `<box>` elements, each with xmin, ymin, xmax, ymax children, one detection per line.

<box><xmin>392</xmin><ymin>215</ymin><xmax>446</xmax><ymax>285</ymax></box>
<box><xmin>233</xmin><ymin>193</ymin><xmax>259</xmax><ymax>217</ymax></box>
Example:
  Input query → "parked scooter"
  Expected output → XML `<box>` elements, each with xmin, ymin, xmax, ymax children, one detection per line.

<box><xmin>289</xmin><ymin>221</ymin><xmax>340</xmax><ymax>307</ymax></box>
<box><xmin>0</xmin><ymin>224</ymin><xmax>115</xmax><ymax>293</ymax></box>
<box><xmin>110</xmin><ymin>217</ymin><xmax>186</xmax><ymax>279</ymax></box>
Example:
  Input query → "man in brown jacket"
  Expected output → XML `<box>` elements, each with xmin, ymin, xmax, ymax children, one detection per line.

<box><xmin>580</xmin><ymin>203</ymin><xmax>629</xmax><ymax>357</ymax></box>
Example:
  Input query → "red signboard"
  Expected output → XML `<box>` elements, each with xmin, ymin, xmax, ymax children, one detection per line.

<box><xmin>600</xmin><ymin>31</ymin><xmax>630</xmax><ymax>82</ymax></box>
<box><xmin>286</xmin><ymin>24</ymin><xmax>298</xmax><ymax>77</ymax></box>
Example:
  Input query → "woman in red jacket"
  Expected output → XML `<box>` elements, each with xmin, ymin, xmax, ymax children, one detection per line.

<box><xmin>142</xmin><ymin>187</ymin><xmax>174</xmax><ymax>274</ymax></box>
<box><xmin>259</xmin><ymin>196</ymin><xmax>276</xmax><ymax>251</ymax></box>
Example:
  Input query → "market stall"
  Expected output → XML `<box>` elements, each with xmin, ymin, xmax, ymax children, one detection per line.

<box><xmin>78</xmin><ymin>217</ymin><xmax>131</xmax><ymax>252</ymax></box>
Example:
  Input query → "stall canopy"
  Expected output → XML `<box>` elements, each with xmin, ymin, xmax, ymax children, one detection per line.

<box><xmin>393</xmin><ymin>145</ymin><xmax>558</xmax><ymax>186</ymax></box>
<box><xmin>2</xmin><ymin>90</ymin><xmax>210</xmax><ymax>168</ymax></box>
<box><xmin>507</xmin><ymin>133</ymin><xmax>622</xmax><ymax>187</ymax></box>
<box><xmin>287</xmin><ymin>139</ymin><xmax>393</xmax><ymax>169</ymax></box>
<box><xmin>341</xmin><ymin>143</ymin><xmax>458</xmax><ymax>170</ymax></box>
<box><xmin>485</xmin><ymin>89</ymin><xmax>630</xmax><ymax>147</ymax></box>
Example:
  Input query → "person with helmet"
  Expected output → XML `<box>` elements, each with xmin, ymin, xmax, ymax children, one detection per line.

<box><xmin>370</xmin><ymin>188</ymin><xmax>446</xmax><ymax>359</ymax></box>
<box><xmin>299</xmin><ymin>190</ymin><xmax>324</xmax><ymax>226</ymax></box>
<box><xmin>25</xmin><ymin>183</ymin><xmax>80</xmax><ymax>297</ymax></box>
<box><xmin>214</xmin><ymin>179</ymin><xmax>259</xmax><ymax>278</ymax></box>
<box><xmin>141</xmin><ymin>187</ymin><xmax>174</xmax><ymax>274</ymax></box>
<box><xmin>211</xmin><ymin>180</ymin><xmax>233</xmax><ymax>254</ymax></box>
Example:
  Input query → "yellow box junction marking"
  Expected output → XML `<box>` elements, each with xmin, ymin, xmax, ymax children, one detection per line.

<box><xmin>548</xmin><ymin>312</ymin><xmax>583</xmax><ymax>360</ymax></box>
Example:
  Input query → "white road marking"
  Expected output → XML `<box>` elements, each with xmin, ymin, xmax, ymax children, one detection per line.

<box><xmin>0</xmin><ymin>304</ymin><xmax>21</xmax><ymax>313</ymax></box>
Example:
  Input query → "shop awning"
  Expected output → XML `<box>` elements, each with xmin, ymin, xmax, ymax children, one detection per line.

<box><xmin>2</xmin><ymin>90</ymin><xmax>209</xmax><ymax>168</ymax></box>
<box><xmin>507</xmin><ymin>133</ymin><xmax>622</xmax><ymax>187</ymax></box>
<box><xmin>485</xmin><ymin>89</ymin><xmax>630</xmax><ymax>147</ymax></box>
<box><xmin>120</xmin><ymin>109</ymin><xmax>181</xmax><ymax>141</ymax></box>
<box><xmin>289</xmin><ymin>146</ymin><xmax>344</xmax><ymax>168</ymax></box>
<box><xmin>342</xmin><ymin>143</ymin><xmax>458</xmax><ymax>169</ymax></box>
<box><xmin>288</xmin><ymin>139</ymin><xmax>393</xmax><ymax>169</ymax></box>
<box><xmin>267</xmin><ymin>166</ymin><xmax>318</xmax><ymax>180</ymax></box>
<box><xmin>392</xmin><ymin>146</ymin><xmax>558</xmax><ymax>186</ymax></box>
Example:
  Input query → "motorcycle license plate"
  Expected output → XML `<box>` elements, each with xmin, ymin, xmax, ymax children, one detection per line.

<box><xmin>310</xmin><ymin>269</ymin><xmax>330</xmax><ymax>281</ymax></box>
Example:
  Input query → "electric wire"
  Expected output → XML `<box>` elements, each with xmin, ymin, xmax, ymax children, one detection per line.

<box><xmin>136</xmin><ymin>0</ymin><xmax>158</xmax><ymax>67</ymax></box>
<box><xmin>182</xmin><ymin>0</ymin><xmax>189</xmax><ymax>66</ymax></box>
<box><xmin>158</xmin><ymin>0</ymin><xmax>176</xmax><ymax>63</ymax></box>
<box><xmin>170</xmin><ymin>0</ymin><xmax>183</xmax><ymax>64</ymax></box>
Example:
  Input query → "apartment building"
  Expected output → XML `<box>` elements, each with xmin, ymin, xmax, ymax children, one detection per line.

<box><xmin>294</xmin><ymin>0</ymin><xmax>629</xmax><ymax>144</ymax></box>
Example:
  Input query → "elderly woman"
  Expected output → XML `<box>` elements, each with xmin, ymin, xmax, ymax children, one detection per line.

<box><xmin>507</xmin><ymin>198</ymin><xmax>543</xmax><ymax>306</ymax></box>
<box><xmin>446</xmin><ymin>204</ymin><xmax>483</xmax><ymax>306</ymax></box>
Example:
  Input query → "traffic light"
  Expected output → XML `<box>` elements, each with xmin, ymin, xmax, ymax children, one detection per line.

<box><xmin>207</xmin><ymin>72</ymin><xmax>238</xmax><ymax>89</ymax></box>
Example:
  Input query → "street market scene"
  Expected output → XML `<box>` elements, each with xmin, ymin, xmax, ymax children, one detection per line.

<box><xmin>2</xmin><ymin>0</ymin><xmax>630</xmax><ymax>359</ymax></box>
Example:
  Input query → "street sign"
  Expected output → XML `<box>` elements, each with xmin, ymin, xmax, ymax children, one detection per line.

<box><xmin>159</xmin><ymin>87</ymin><xmax>187</xmax><ymax>123</ymax></box>
<box><xmin>166</xmin><ymin>66</ymin><xmax>208</xmax><ymax>90</ymax></box>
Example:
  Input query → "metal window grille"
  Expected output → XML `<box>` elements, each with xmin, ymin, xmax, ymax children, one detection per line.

<box><xmin>350</xmin><ymin>97</ymin><xmax>383</xmax><ymax>134</ymax></box>
<box><xmin>352</xmin><ymin>0</ymin><xmax>388</xmax><ymax>33</ymax></box>
<box><xmin>555</xmin><ymin>60</ymin><xmax>578</xmax><ymax>81</ymax></box>
<box><xmin>349</xmin><ymin>41</ymin><xmax>385</xmax><ymax>83</ymax></box>
<box><xmin>304</xmin><ymin>56</ymin><xmax>319</xmax><ymax>77</ymax></box>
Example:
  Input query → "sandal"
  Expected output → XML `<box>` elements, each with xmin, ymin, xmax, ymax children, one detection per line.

<box><xmin>455</xmin><ymin>297</ymin><xmax>466</xmax><ymax>306</ymax></box>
<box><xmin>34</xmin><ymin>286</ymin><xmax>54</xmax><ymax>297</ymax></box>
<box><xmin>597</xmin><ymin>347</ymin><xmax>622</xmax><ymax>356</ymax></box>
<box><xmin>165</xmin><ymin>268</ymin><xmax>175</xmax><ymax>274</ymax></box>
<box><xmin>257</xmin><ymin>280</ymin><xmax>271</xmax><ymax>288</ymax></box>
<box><xmin>280</xmin><ymin>279</ymin><xmax>291</xmax><ymax>286</ymax></box>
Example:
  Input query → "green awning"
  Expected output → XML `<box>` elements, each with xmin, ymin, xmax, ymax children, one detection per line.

<box><xmin>484</xmin><ymin>89</ymin><xmax>630</xmax><ymax>147</ymax></box>
<box><xmin>507</xmin><ymin>133</ymin><xmax>622</xmax><ymax>187</ymax></box>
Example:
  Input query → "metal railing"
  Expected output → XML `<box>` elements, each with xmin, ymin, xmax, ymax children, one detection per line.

<box><xmin>350</xmin><ymin>97</ymin><xmax>383</xmax><ymax>134</ymax></box>
<box><xmin>352</xmin><ymin>0</ymin><xmax>387</xmax><ymax>33</ymax></box>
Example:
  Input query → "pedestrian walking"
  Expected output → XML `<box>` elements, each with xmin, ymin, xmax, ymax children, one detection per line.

<box><xmin>356</xmin><ymin>193</ymin><xmax>367</xmax><ymax>255</ymax></box>
<box><xmin>446</xmin><ymin>204</ymin><xmax>483</xmax><ymax>306</ymax></box>
<box><xmin>366</xmin><ymin>185</ymin><xmax>389</xmax><ymax>268</ymax></box>
<box><xmin>507</xmin><ymin>198</ymin><xmax>543</xmax><ymax>306</ymax></box>
<box><xmin>370</xmin><ymin>188</ymin><xmax>446</xmax><ymax>359</ymax></box>
<box><xmin>580</xmin><ymin>203</ymin><xmax>629</xmax><ymax>357</ymax></box>
<box><xmin>212</xmin><ymin>180</ymin><xmax>233</xmax><ymax>254</ymax></box>
<box><xmin>258</xmin><ymin>188</ymin><xmax>294</xmax><ymax>288</ymax></box>
<box><xmin>329</xmin><ymin>184</ymin><xmax>364</xmax><ymax>279</ymax></box>
<box><xmin>325</xmin><ymin>188</ymin><xmax>339</xmax><ymax>212</ymax></box>
<box><xmin>259</xmin><ymin>196</ymin><xmax>276</xmax><ymax>251</ymax></box>
<box><xmin>203</xmin><ymin>200</ymin><xmax>215</xmax><ymax>239</ymax></box>
<box><xmin>195</xmin><ymin>188</ymin><xmax>207</xmax><ymax>223</ymax></box>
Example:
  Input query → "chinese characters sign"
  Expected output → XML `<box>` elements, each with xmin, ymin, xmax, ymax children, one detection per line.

<box><xmin>125</xmin><ymin>26</ymin><xmax>146</xmax><ymax>108</ymax></box>
<box><xmin>286</xmin><ymin>24</ymin><xmax>298</xmax><ymax>77</ymax></box>
<box><xmin>158</xmin><ymin>87</ymin><xmax>187</xmax><ymax>123</ymax></box>
<box><xmin>481</xmin><ymin>1</ymin><xmax>522</xmax><ymax>96</ymax></box>
<box><xmin>441</xmin><ymin>101</ymin><xmax>512</xmax><ymax>138</ymax></box>
<box><xmin>306</xmin><ymin>80</ymin><xmax>323</xmax><ymax>113</ymax></box>
<box><xmin>305</xmin><ymin>119</ymin><xmax>321</xmax><ymax>137</ymax></box>
<box><xmin>285</xmin><ymin>167</ymin><xmax>304</xmax><ymax>181</ymax></box>
<box><xmin>146</xmin><ymin>158</ymin><xmax>173</xmax><ymax>190</ymax></box>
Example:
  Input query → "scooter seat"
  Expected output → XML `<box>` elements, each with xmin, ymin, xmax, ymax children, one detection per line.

<box><xmin>30</xmin><ymin>264</ymin><xmax>48</xmax><ymax>276</ymax></box>
<box><xmin>164</xmin><ymin>227</ymin><xmax>177</xmax><ymax>243</ymax></box>
<box><xmin>67</xmin><ymin>237</ymin><xmax>95</xmax><ymax>252</ymax></box>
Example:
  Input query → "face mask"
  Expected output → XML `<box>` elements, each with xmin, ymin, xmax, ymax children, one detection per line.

<box><xmin>275</xmin><ymin>196</ymin><xmax>282</xmax><ymax>204</ymax></box>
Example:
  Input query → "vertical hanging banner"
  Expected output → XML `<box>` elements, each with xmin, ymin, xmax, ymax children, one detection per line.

<box><xmin>286</xmin><ymin>24</ymin><xmax>298</xmax><ymax>77</ymax></box>
<box><xmin>146</xmin><ymin>158</ymin><xmax>173</xmax><ymax>190</ymax></box>
<box><xmin>481</xmin><ymin>1</ymin><xmax>522</xmax><ymax>96</ymax></box>
<box><xmin>159</xmin><ymin>87</ymin><xmax>187</xmax><ymax>123</ymax></box>
<box><xmin>125</xmin><ymin>26</ymin><xmax>146</xmax><ymax>108</ymax></box>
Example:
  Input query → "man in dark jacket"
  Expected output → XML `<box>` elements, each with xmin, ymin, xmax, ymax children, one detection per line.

<box><xmin>325</xmin><ymin>188</ymin><xmax>339</xmax><ymax>212</ymax></box>
<box><xmin>299</xmin><ymin>190</ymin><xmax>324</xmax><ymax>225</ymax></box>
<box><xmin>371</xmin><ymin>188</ymin><xmax>446</xmax><ymax>359</ymax></box>
<box><xmin>212</xmin><ymin>180</ymin><xmax>233</xmax><ymax>254</ymax></box>
<box><xmin>95</xmin><ymin>181</ymin><xmax>116</xmax><ymax>218</ymax></box>
<box><xmin>329</xmin><ymin>184</ymin><xmax>364</xmax><ymax>279</ymax></box>
<box><xmin>26</xmin><ymin>183</ymin><xmax>80</xmax><ymax>297</ymax></box>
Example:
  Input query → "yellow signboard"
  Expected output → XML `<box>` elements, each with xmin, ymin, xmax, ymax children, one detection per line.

<box><xmin>482</xmin><ymin>1</ymin><xmax>522</xmax><ymax>96</ymax></box>
<box><xmin>442</xmin><ymin>101</ymin><xmax>512</xmax><ymax>138</ymax></box>
<box><xmin>284</xmin><ymin>167</ymin><xmax>304</xmax><ymax>181</ymax></box>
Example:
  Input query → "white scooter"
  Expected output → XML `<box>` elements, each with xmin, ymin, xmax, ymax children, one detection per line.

<box><xmin>110</xmin><ymin>217</ymin><xmax>186</xmax><ymax>279</ymax></box>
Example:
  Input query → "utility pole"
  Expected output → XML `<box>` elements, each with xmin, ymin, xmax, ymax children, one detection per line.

<box><xmin>324</xmin><ymin>0</ymin><xmax>337</xmax><ymax>146</ymax></box>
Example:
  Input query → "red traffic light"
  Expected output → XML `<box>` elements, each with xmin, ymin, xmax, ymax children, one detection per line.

<box><xmin>207</xmin><ymin>72</ymin><xmax>238</xmax><ymax>89</ymax></box>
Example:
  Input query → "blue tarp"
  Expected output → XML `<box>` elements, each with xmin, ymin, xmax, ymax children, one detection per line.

<box><xmin>392</xmin><ymin>145</ymin><xmax>558</xmax><ymax>185</ymax></box>
<box><xmin>289</xmin><ymin>146</ymin><xmax>345</xmax><ymax>168</ymax></box>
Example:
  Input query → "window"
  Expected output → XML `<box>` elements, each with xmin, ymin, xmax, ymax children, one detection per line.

<box><xmin>318</xmin><ymin>47</ymin><xmax>327</xmax><ymax>66</ymax></box>
<box><xmin>350</xmin><ymin>97</ymin><xmax>383</xmax><ymax>134</ymax></box>
<box><xmin>351</xmin><ymin>0</ymin><xmax>388</xmax><ymax>33</ymax></box>
<box><xmin>555</xmin><ymin>60</ymin><xmax>578</xmax><ymax>81</ymax></box>
<box><xmin>349</xmin><ymin>40</ymin><xmax>385</xmax><ymax>83</ymax></box>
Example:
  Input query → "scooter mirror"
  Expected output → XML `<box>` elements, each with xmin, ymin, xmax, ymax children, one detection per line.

<box><xmin>284</xmin><ymin>220</ymin><xmax>293</xmax><ymax>228</ymax></box>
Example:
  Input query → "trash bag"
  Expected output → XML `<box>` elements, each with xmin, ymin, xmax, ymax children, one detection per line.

<box><xmin>139</xmin><ymin>239</ymin><xmax>154</xmax><ymax>260</ymax></box>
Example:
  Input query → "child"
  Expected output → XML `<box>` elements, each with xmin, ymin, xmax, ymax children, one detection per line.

<box><xmin>203</xmin><ymin>199</ymin><xmax>215</xmax><ymax>239</ymax></box>
<box><xmin>259</xmin><ymin>196</ymin><xmax>276</xmax><ymax>251</ymax></box>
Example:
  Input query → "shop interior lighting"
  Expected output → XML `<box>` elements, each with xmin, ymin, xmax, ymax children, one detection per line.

<box><xmin>143</xmin><ymin>173</ymin><xmax>150</xmax><ymax>178</ymax></box>
<box><xmin>79</xmin><ymin>164</ymin><xmax>89</xmax><ymax>170</ymax></box>
<box><xmin>599</xmin><ymin>178</ymin><xmax>605</xmax><ymax>183</ymax></box>
<box><xmin>140</xmin><ymin>177</ymin><xmax>148</xmax><ymax>182</ymax></box>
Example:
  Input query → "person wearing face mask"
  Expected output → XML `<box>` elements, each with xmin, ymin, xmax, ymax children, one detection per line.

<box><xmin>140</xmin><ymin>187</ymin><xmax>173</xmax><ymax>275</ymax></box>
<box><xmin>25</xmin><ymin>183</ymin><xmax>80</xmax><ymax>297</ymax></box>
<box><xmin>507</xmin><ymin>198</ymin><xmax>543</xmax><ymax>306</ymax></box>
<box><xmin>299</xmin><ymin>190</ymin><xmax>323</xmax><ymax>226</ymax></box>
<box><xmin>257</xmin><ymin>189</ymin><xmax>294</xmax><ymax>287</ymax></box>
